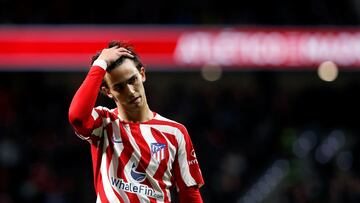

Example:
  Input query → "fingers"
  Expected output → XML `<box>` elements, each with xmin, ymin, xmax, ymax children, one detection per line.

<box><xmin>97</xmin><ymin>46</ymin><xmax>134</xmax><ymax>66</ymax></box>
<box><xmin>109</xmin><ymin>46</ymin><xmax>134</xmax><ymax>58</ymax></box>
<box><xmin>115</xmin><ymin>47</ymin><xmax>134</xmax><ymax>58</ymax></box>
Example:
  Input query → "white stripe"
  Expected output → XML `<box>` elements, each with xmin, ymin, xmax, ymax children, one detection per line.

<box><xmin>74</xmin><ymin>108</ymin><xmax>104</xmax><ymax>143</ymax></box>
<box><xmin>111</xmin><ymin>119</ymin><xmax>122</xmax><ymax>142</ymax></box>
<box><xmin>145</xmin><ymin>125</ymin><xmax>177</xmax><ymax>189</ymax></box>
<box><xmin>100</xmin><ymin>132</ymin><xmax>121</xmax><ymax>203</ymax></box>
<box><xmin>139</xmin><ymin>125</ymin><xmax>165</xmax><ymax>202</ymax></box>
<box><xmin>176</xmin><ymin>134</ymin><xmax>197</xmax><ymax>186</ymax></box>
<box><xmin>161</xmin><ymin>148</ymin><xmax>164</xmax><ymax>160</ymax></box>
<box><xmin>149</xmin><ymin>124</ymin><xmax>196</xmax><ymax>186</ymax></box>
<box><xmin>109</xmin><ymin>120</ymin><xmax>130</xmax><ymax>203</ymax></box>
<box><xmin>147</xmin><ymin>125</ymin><xmax>181</xmax><ymax>139</ymax></box>
<box><xmin>91</xmin><ymin>126</ymin><xmax>104</xmax><ymax>138</ymax></box>
<box><xmin>94</xmin><ymin>106</ymin><xmax>112</xmax><ymax>126</ymax></box>
<box><xmin>123</xmin><ymin>124</ymin><xmax>150</xmax><ymax>202</ymax></box>
<box><xmin>153</xmin><ymin>114</ymin><xmax>177</xmax><ymax>123</ymax></box>
<box><xmin>141</xmin><ymin>125</ymin><xmax>182</xmax><ymax>202</ymax></box>
<box><xmin>91</xmin><ymin>109</ymin><xmax>99</xmax><ymax>120</ymax></box>
<box><xmin>75</xmin><ymin>131</ymin><xmax>89</xmax><ymax>141</ymax></box>
<box><xmin>96</xmin><ymin>193</ymin><xmax>102</xmax><ymax>203</ymax></box>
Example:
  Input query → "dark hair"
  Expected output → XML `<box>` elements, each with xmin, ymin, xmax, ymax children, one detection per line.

<box><xmin>92</xmin><ymin>40</ymin><xmax>143</xmax><ymax>72</ymax></box>
<box><xmin>92</xmin><ymin>41</ymin><xmax>144</xmax><ymax>93</ymax></box>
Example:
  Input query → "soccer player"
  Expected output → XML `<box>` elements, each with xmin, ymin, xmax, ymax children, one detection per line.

<box><xmin>68</xmin><ymin>41</ymin><xmax>204</xmax><ymax>203</ymax></box>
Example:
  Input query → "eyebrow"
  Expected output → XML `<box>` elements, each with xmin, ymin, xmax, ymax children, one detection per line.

<box><xmin>112</xmin><ymin>74</ymin><xmax>137</xmax><ymax>88</ymax></box>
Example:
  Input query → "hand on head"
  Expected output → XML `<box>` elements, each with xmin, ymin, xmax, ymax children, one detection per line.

<box><xmin>97</xmin><ymin>46</ymin><xmax>134</xmax><ymax>66</ymax></box>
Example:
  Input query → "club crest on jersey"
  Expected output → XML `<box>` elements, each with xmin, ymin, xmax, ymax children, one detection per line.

<box><xmin>131</xmin><ymin>163</ymin><xmax>146</xmax><ymax>182</ymax></box>
<box><xmin>151</xmin><ymin>143</ymin><xmax>166</xmax><ymax>162</ymax></box>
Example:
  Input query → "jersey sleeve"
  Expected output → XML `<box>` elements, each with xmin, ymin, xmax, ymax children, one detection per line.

<box><xmin>178</xmin><ymin>186</ymin><xmax>203</xmax><ymax>203</ymax></box>
<box><xmin>173</xmin><ymin>125</ymin><xmax>204</xmax><ymax>190</ymax></box>
<box><xmin>68</xmin><ymin>66</ymin><xmax>107</xmax><ymax>145</ymax></box>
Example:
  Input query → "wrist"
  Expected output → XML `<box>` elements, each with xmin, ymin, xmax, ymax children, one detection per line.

<box><xmin>92</xmin><ymin>59</ymin><xmax>107</xmax><ymax>70</ymax></box>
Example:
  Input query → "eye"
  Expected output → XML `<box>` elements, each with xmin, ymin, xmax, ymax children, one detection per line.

<box><xmin>128</xmin><ymin>76</ymin><xmax>137</xmax><ymax>85</ymax></box>
<box><xmin>114</xmin><ymin>84</ymin><xmax>125</xmax><ymax>91</ymax></box>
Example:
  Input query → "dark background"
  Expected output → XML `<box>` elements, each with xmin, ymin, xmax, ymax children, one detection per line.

<box><xmin>0</xmin><ymin>0</ymin><xmax>360</xmax><ymax>25</ymax></box>
<box><xmin>1</xmin><ymin>0</ymin><xmax>360</xmax><ymax>202</ymax></box>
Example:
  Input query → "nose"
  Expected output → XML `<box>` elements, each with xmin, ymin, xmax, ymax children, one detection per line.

<box><xmin>125</xmin><ymin>84</ymin><xmax>135</xmax><ymax>94</ymax></box>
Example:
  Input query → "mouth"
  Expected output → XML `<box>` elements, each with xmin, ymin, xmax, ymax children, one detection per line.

<box><xmin>129</xmin><ymin>96</ymin><xmax>141</xmax><ymax>104</ymax></box>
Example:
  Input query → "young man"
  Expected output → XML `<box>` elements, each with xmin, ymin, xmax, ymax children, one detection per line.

<box><xmin>68</xmin><ymin>41</ymin><xmax>204</xmax><ymax>203</ymax></box>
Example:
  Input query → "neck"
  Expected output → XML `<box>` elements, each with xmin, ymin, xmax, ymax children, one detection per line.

<box><xmin>117</xmin><ymin>104</ymin><xmax>153</xmax><ymax>123</ymax></box>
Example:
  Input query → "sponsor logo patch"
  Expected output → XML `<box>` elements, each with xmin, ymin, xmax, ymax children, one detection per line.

<box><xmin>130</xmin><ymin>163</ymin><xmax>146</xmax><ymax>182</ymax></box>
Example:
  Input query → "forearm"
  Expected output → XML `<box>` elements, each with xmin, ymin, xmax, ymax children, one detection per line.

<box><xmin>68</xmin><ymin>65</ymin><xmax>106</xmax><ymax>131</ymax></box>
<box><xmin>69</xmin><ymin>46</ymin><xmax>133</xmax><ymax>134</ymax></box>
<box><xmin>178</xmin><ymin>186</ymin><xmax>203</xmax><ymax>203</ymax></box>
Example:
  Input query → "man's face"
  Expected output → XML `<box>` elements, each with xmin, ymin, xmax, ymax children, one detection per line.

<box><xmin>104</xmin><ymin>58</ymin><xmax>146</xmax><ymax>111</ymax></box>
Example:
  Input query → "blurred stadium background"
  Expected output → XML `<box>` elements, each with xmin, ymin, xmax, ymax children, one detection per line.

<box><xmin>1</xmin><ymin>0</ymin><xmax>360</xmax><ymax>202</ymax></box>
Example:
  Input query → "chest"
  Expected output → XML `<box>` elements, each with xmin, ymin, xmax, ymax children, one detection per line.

<box><xmin>106</xmin><ymin>122</ymin><xmax>178</xmax><ymax>167</ymax></box>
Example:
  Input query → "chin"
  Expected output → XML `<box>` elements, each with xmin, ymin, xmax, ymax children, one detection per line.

<box><xmin>129</xmin><ymin>100</ymin><xmax>142</xmax><ymax>108</ymax></box>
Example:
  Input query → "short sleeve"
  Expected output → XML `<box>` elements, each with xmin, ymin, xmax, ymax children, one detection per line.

<box><xmin>74</xmin><ymin>106</ymin><xmax>111</xmax><ymax>145</ymax></box>
<box><xmin>173</xmin><ymin>125</ymin><xmax>204</xmax><ymax>190</ymax></box>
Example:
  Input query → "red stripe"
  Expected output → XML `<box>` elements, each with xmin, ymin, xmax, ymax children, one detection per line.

<box><xmin>172</xmin><ymin>152</ymin><xmax>187</xmax><ymax>190</ymax></box>
<box><xmin>178</xmin><ymin>127</ymin><xmax>205</xmax><ymax>187</ymax></box>
<box><xmin>149</xmin><ymin>119</ymin><xmax>205</xmax><ymax>187</ymax></box>
<box><xmin>91</xmin><ymin>144</ymin><xmax>102</xmax><ymax>194</ymax></box>
<box><xmin>160</xmin><ymin>131</ymin><xmax>179</xmax><ymax>190</ymax></box>
<box><xmin>88</xmin><ymin>110</ymin><xmax>104</xmax><ymax>143</ymax></box>
<box><xmin>129</xmin><ymin>124</ymin><xmax>157</xmax><ymax>203</ymax></box>
<box><xmin>150</xmin><ymin>128</ymin><xmax>171</xmax><ymax>203</ymax></box>
<box><xmin>104</xmin><ymin>126</ymin><xmax>125</xmax><ymax>203</ymax></box>
<box><xmin>117</xmin><ymin>124</ymin><xmax>132</xmax><ymax>179</ymax></box>
<box><xmin>97</xmin><ymin>174</ymin><xmax>110</xmax><ymax>203</ymax></box>
<box><xmin>129</xmin><ymin>124</ymin><xmax>152</xmax><ymax>173</ymax></box>
<box><xmin>147</xmin><ymin>119</ymin><xmax>186</xmax><ymax>131</ymax></box>
<box><xmin>182</xmin><ymin>134</ymin><xmax>205</xmax><ymax>186</ymax></box>
<box><xmin>161</xmin><ymin>132</ymin><xmax>179</xmax><ymax>151</ymax></box>
<box><xmin>117</xmin><ymin>123</ymin><xmax>140</xmax><ymax>203</ymax></box>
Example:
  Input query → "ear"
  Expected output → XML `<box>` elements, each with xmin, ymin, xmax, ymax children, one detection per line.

<box><xmin>140</xmin><ymin>67</ymin><xmax>146</xmax><ymax>82</ymax></box>
<box><xmin>101</xmin><ymin>86</ymin><xmax>113</xmax><ymax>99</ymax></box>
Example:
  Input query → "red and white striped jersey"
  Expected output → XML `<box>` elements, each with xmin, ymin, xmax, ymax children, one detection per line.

<box><xmin>75</xmin><ymin>106</ymin><xmax>204</xmax><ymax>203</ymax></box>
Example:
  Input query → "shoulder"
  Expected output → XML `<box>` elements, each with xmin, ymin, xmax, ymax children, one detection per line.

<box><xmin>93</xmin><ymin>106</ymin><xmax>118</xmax><ymax>120</ymax></box>
<box><xmin>151</xmin><ymin>113</ymin><xmax>189</xmax><ymax>136</ymax></box>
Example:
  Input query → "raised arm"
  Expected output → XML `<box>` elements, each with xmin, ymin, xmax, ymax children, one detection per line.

<box><xmin>68</xmin><ymin>46</ymin><xmax>133</xmax><ymax>136</ymax></box>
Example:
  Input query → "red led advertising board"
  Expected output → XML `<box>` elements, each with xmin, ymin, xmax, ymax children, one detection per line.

<box><xmin>1</xmin><ymin>26</ymin><xmax>360</xmax><ymax>70</ymax></box>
